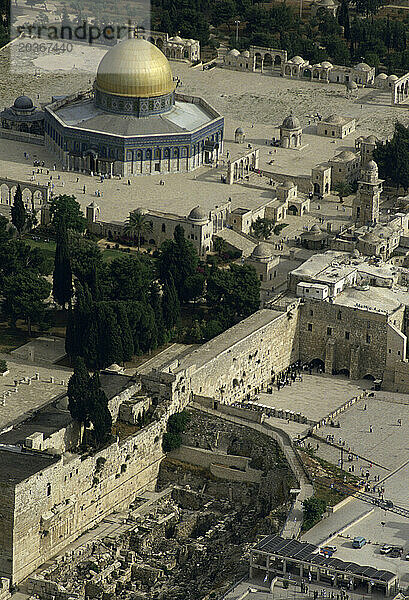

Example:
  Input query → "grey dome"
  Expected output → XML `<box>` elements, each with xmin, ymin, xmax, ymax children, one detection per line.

<box><xmin>346</xmin><ymin>81</ymin><xmax>358</xmax><ymax>90</ymax></box>
<box><xmin>188</xmin><ymin>205</ymin><xmax>208</xmax><ymax>221</ymax></box>
<box><xmin>235</xmin><ymin>127</ymin><xmax>244</xmax><ymax>134</ymax></box>
<box><xmin>13</xmin><ymin>95</ymin><xmax>33</xmax><ymax>109</ymax></box>
<box><xmin>252</xmin><ymin>242</ymin><xmax>273</xmax><ymax>259</ymax></box>
<box><xmin>366</xmin><ymin>159</ymin><xmax>378</xmax><ymax>171</ymax></box>
<box><xmin>282</xmin><ymin>114</ymin><xmax>301</xmax><ymax>129</ymax></box>
<box><xmin>325</xmin><ymin>114</ymin><xmax>343</xmax><ymax>124</ymax></box>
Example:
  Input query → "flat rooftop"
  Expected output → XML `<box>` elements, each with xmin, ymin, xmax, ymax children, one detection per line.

<box><xmin>290</xmin><ymin>251</ymin><xmax>351</xmax><ymax>279</ymax></box>
<box><xmin>0</xmin><ymin>358</ymin><xmax>72</xmax><ymax>433</ymax></box>
<box><xmin>54</xmin><ymin>97</ymin><xmax>215</xmax><ymax>136</ymax></box>
<box><xmin>0</xmin><ymin>447</ymin><xmax>59</xmax><ymax>483</ymax></box>
<box><xmin>333</xmin><ymin>286</ymin><xmax>409</xmax><ymax>314</ymax></box>
<box><xmin>170</xmin><ymin>308</ymin><xmax>283</xmax><ymax>373</ymax></box>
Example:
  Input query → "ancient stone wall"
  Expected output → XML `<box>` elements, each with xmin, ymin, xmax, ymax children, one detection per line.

<box><xmin>189</xmin><ymin>310</ymin><xmax>299</xmax><ymax>403</ymax></box>
<box><xmin>8</xmin><ymin>374</ymin><xmax>189</xmax><ymax>586</ymax></box>
<box><xmin>0</xmin><ymin>484</ymin><xmax>14</xmax><ymax>584</ymax></box>
<box><xmin>299</xmin><ymin>300</ymin><xmax>388</xmax><ymax>378</ymax></box>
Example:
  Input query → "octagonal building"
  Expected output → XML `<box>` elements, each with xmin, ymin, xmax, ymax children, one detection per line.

<box><xmin>44</xmin><ymin>38</ymin><xmax>224</xmax><ymax>176</ymax></box>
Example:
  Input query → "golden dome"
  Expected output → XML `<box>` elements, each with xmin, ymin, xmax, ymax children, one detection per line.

<box><xmin>96</xmin><ymin>38</ymin><xmax>175</xmax><ymax>98</ymax></box>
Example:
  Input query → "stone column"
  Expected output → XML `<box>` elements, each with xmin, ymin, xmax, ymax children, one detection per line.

<box><xmin>325</xmin><ymin>339</ymin><xmax>335</xmax><ymax>374</ymax></box>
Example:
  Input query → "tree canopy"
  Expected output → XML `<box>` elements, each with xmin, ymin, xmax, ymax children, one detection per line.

<box><xmin>373</xmin><ymin>122</ymin><xmax>409</xmax><ymax>190</ymax></box>
<box><xmin>50</xmin><ymin>195</ymin><xmax>87</xmax><ymax>231</ymax></box>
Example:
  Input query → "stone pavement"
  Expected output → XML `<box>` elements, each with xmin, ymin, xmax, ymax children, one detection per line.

<box><xmin>258</xmin><ymin>374</ymin><xmax>367</xmax><ymax>423</ymax></box>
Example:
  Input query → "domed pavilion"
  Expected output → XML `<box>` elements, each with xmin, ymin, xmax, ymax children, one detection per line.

<box><xmin>44</xmin><ymin>38</ymin><xmax>224</xmax><ymax>176</ymax></box>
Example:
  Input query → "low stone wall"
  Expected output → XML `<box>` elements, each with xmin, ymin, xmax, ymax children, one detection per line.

<box><xmin>312</xmin><ymin>391</ymin><xmax>367</xmax><ymax>432</ymax></box>
<box><xmin>209</xmin><ymin>463</ymin><xmax>262</xmax><ymax>483</ymax></box>
<box><xmin>193</xmin><ymin>395</ymin><xmax>264</xmax><ymax>424</ymax></box>
<box><xmin>0</xmin><ymin>129</ymin><xmax>44</xmax><ymax>145</ymax></box>
<box><xmin>168</xmin><ymin>444</ymin><xmax>251</xmax><ymax>471</ymax></box>
<box><xmin>263</xmin><ymin>171</ymin><xmax>311</xmax><ymax>194</ymax></box>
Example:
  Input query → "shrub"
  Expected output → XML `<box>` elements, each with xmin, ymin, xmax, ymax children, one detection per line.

<box><xmin>162</xmin><ymin>432</ymin><xmax>182</xmax><ymax>452</ymax></box>
<box><xmin>0</xmin><ymin>360</ymin><xmax>7</xmax><ymax>373</ymax></box>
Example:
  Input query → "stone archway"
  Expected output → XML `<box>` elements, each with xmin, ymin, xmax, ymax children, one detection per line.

<box><xmin>363</xmin><ymin>374</ymin><xmax>375</xmax><ymax>381</ymax></box>
<box><xmin>255</xmin><ymin>53</ymin><xmax>262</xmax><ymax>71</ymax></box>
<box><xmin>310</xmin><ymin>358</ymin><xmax>325</xmax><ymax>371</ymax></box>
<box><xmin>274</xmin><ymin>54</ymin><xmax>282</xmax><ymax>67</ymax></box>
<box><xmin>288</xmin><ymin>204</ymin><xmax>298</xmax><ymax>215</ymax></box>
<box><xmin>263</xmin><ymin>53</ymin><xmax>273</xmax><ymax>71</ymax></box>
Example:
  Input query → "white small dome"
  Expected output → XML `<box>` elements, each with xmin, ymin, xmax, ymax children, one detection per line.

<box><xmin>388</xmin><ymin>74</ymin><xmax>398</xmax><ymax>82</ymax></box>
<box><xmin>376</xmin><ymin>73</ymin><xmax>388</xmax><ymax>80</ymax></box>
<box><xmin>321</xmin><ymin>61</ymin><xmax>333</xmax><ymax>68</ymax></box>
<box><xmin>356</xmin><ymin>62</ymin><xmax>371</xmax><ymax>71</ymax></box>
<box><xmin>228</xmin><ymin>49</ymin><xmax>240</xmax><ymax>57</ymax></box>
<box><xmin>291</xmin><ymin>55</ymin><xmax>304</xmax><ymax>64</ymax></box>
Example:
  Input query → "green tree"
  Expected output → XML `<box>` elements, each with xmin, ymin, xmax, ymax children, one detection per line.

<box><xmin>338</xmin><ymin>0</ymin><xmax>350</xmax><ymax>39</ymax></box>
<box><xmin>53</xmin><ymin>219</ymin><xmax>73</xmax><ymax>308</ymax></box>
<box><xmin>65</xmin><ymin>281</ymin><xmax>93</xmax><ymax>359</ymax></box>
<box><xmin>149</xmin><ymin>282</ymin><xmax>167</xmax><ymax>346</ymax></box>
<box><xmin>162</xmin><ymin>275</ymin><xmax>181</xmax><ymax>330</ymax></box>
<box><xmin>184</xmin><ymin>273</ymin><xmax>205</xmax><ymax>303</ymax></box>
<box><xmin>373</xmin><ymin>122</ymin><xmax>409</xmax><ymax>190</ymax></box>
<box><xmin>158</xmin><ymin>225</ymin><xmax>199</xmax><ymax>302</ymax></box>
<box><xmin>250</xmin><ymin>217</ymin><xmax>274</xmax><ymax>240</ymax></box>
<box><xmin>333</xmin><ymin>181</ymin><xmax>352</xmax><ymax>202</ymax></box>
<box><xmin>50</xmin><ymin>194</ymin><xmax>87</xmax><ymax>231</ymax></box>
<box><xmin>115</xmin><ymin>301</ymin><xmax>134</xmax><ymax>362</ymax></box>
<box><xmin>2</xmin><ymin>271</ymin><xmax>51</xmax><ymax>336</ymax></box>
<box><xmin>11</xmin><ymin>184</ymin><xmax>26</xmax><ymax>236</ymax></box>
<box><xmin>302</xmin><ymin>496</ymin><xmax>327</xmax><ymax>529</ymax></box>
<box><xmin>94</xmin><ymin>302</ymin><xmax>123</xmax><ymax>369</ymax></box>
<box><xmin>89</xmin><ymin>371</ymin><xmax>112</xmax><ymax>446</ymax></box>
<box><xmin>123</xmin><ymin>209</ymin><xmax>153</xmax><ymax>250</ymax></box>
<box><xmin>69</xmin><ymin>235</ymin><xmax>105</xmax><ymax>298</ymax></box>
<box><xmin>213</xmin><ymin>236</ymin><xmax>226</xmax><ymax>257</ymax></box>
<box><xmin>108</xmin><ymin>254</ymin><xmax>153</xmax><ymax>301</ymax></box>
<box><xmin>206</xmin><ymin>264</ymin><xmax>260</xmax><ymax>327</ymax></box>
<box><xmin>203</xmin><ymin>318</ymin><xmax>223</xmax><ymax>340</ymax></box>
<box><xmin>67</xmin><ymin>356</ymin><xmax>91</xmax><ymax>427</ymax></box>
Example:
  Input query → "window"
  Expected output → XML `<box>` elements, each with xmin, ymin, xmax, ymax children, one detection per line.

<box><xmin>308</xmin><ymin>323</ymin><xmax>313</xmax><ymax>331</ymax></box>
<box><xmin>345</xmin><ymin>331</ymin><xmax>350</xmax><ymax>340</ymax></box>
<box><xmin>337</xmin><ymin>311</ymin><xmax>342</xmax><ymax>320</ymax></box>
<box><xmin>327</xmin><ymin>327</ymin><xmax>332</xmax><ymax>335</ymax></box>
<box><xmin>162</xmin><ymin>223</ymin><xmax>166</xmax><ymax>232</ymax></box>
<box><xmin>310</xmin><ymin>310</ymin><xmax>313</xmax><ymax>316</ymax></box>
<box><xmin>366</xmin><ymin>334</ymin><xmax>371</xmax><ymax>343</ymax></box>
<box><xmin>47</xmin><ymin>483</ymin><xmax>51</xmax><ymax>496</ymax></box>
<box><xmin>260</xmin><ymin>274</ymin><xmax>263</xmax><ymax>281</ymax></box>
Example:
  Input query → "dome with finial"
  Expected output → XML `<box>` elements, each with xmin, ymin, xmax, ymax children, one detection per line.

<box><xmin>281</xmin><ymin>114</ymin><xmax>301</xmax><ymax>129</ymax></box>
<box><xmin>251</xmin><ymin>242</ymin><xmax>274</xmax><ymax>260</ymax></box>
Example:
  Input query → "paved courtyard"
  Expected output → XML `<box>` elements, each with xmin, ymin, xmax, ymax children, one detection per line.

<box><xmin>0</xmin><ymin>40</ymin><xmax>407</xmax><ymax>230</ymax></box>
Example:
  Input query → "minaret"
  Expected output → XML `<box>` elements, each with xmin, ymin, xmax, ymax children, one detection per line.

<box><xmin>352</xmin><ymin>160</ymin><xmax>383</xmax><ymax>226</ymax></box>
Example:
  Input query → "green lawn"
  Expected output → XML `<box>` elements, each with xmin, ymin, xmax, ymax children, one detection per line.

<box><xmin>24</xmin><ymin>238</ymin><xmax>136</xmax><ymax>263</ymax></box>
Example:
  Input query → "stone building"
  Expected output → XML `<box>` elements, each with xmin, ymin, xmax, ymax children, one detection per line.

<box><xmin>316</xmin><ymin>114</ymin><xmax>355</xmax><ymax>139</ymax></box>
<box><xmin>328</xmin><ymin>149</ymin><xmax>361</xmax><ymax>186</ymax></box>
<box><xmin>43</xmin><ymin>38</ymin><xmax>223</xmax><ymax>176</ymax></box>
<box><xmin>280</xmin><ymin>114</ymin><xmax>303</xmax><ymax>149</ymax></box>
<box><xmin>355</xmin><ymin>134</ymin><xmax>379</xmax><ymax>164</ymax></box>
<box><xmin>299</xmin><ymin>225</ymin><xmax>329</xmax><ymax>250</ymax></box>
<box><xmin>352</xmin><ymin>160</ymin><xmax>383</xmax><ymax>226</ymax></box>
<box><xmin>135</xmin><ymin>28</ymin><xmax>200</xmax><ymax>63</ymax></box>
<box><xmin>310</xmin><ymin>0</ymin><xmax>339</xmax><ymax>17</ymax></box>
<box><xmin>244</xmin><ymin>243</ymin><xmax>280</xmax><ymax>306</ymax></box>
<box><xmin>87</xmin><ymin>202</ymin><xmax>228</xmax><ymax>256</ymax></box>
<box><xmin>0</xmin><ymin>96</ymin><xmax>44</xmax><ymax>144</ymax></box>
<box><xmin>223</xmin><ymin>46</ymin><xmax>287</xmax><ymax>73</ymax></box>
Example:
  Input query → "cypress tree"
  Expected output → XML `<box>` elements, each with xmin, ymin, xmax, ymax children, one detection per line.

<box><xmin>115</xmin><ymin>301</ymin><xmax>134</xmax><ymax>362</ymax></box>
<box><xmin>89</xmin><ymin>371</ymin><xmax>112</xmax><ymax>446</ymax></box>
<box><xmin>67</xmin><ymin>356</ymin><xmax>91</xmax><ymax>426</ymax></box>
<box><xmin>11</xmin><ymin>184</ymin><xmax>26</xmax><ymax>236</ymax></box>
<box><xmin>53</xmin><ymin>219</ymin><xmax>73</xmax><ymax>308</ymax></box>
<box><xmin>96</xmin><ymin>302</ymin><xmax>123</xmax><ymax>369</ymax></box>
<box><xmin>162</xmin><ymin>275</ymin><xmax>180</xmax><ymax>330</ymax></box>
<box><xmin>65</xmin><ymin>281</ymin><xmax>93</xmax><ymax>359</ymax></box>
<box><xmin>150</xmin><ymin>282</ymin><xmax>167</xmax><ymax>346</ymax></box>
